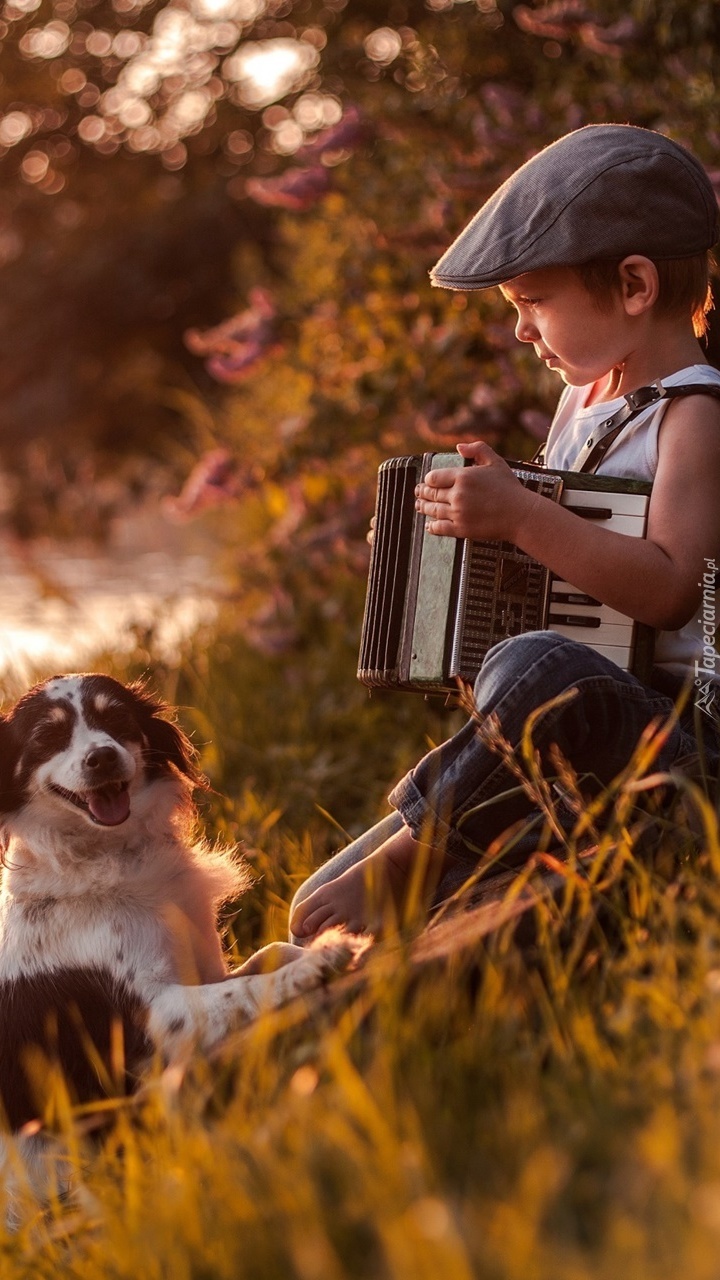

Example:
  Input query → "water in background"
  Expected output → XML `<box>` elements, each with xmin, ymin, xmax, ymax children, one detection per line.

<box><xmin>0</xmin><ymin>505</ymin><xmax>221</xmax><ymax>679</ymax></box>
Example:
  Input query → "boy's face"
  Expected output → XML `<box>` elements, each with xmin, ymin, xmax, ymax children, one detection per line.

<box><xmin>500</xmin><ymin>266</ymin><xmax>628</xmax><ymax>388</ymax></box>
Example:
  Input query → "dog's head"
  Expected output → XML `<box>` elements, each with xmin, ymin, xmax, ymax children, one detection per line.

<box><xmin>0</xmin><ymin>674</ymin><xmax>201</xmax><ymax>831</ymax></box>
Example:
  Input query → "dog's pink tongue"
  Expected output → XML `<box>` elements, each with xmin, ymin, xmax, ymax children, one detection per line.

<box><xmin>87</xmin><ymin>785</ymin><xmax>130</xmax><ymax>826</ymax></box>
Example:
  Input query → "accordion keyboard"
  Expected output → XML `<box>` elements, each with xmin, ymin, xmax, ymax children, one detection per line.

<box><xmin>545</xmin><ymin>487</ymin><xmax>651</xmax><ymax>672</ymax></box>
<box><xmin>451</xmin><ymin>479</ymin><xmax>651</xmax><ymax>681</ymax></box>
<box><xmin>450</xmin><ymin>468</ymin><xmax>562</xmax><ymax>679</ymax></box>
<box><xmin>358</xmin><ymin>453</ymin><xmax>653</xmax><ymax>693</ymax></box>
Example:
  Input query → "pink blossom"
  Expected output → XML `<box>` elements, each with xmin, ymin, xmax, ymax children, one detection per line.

<box><xmin>184</xmin><ymin>288</ymin><xmax>278</xmax><ymax>383</ymax></box>
<box><xmin>163</xmin><ymin>448</ymin><xmax>246</xmax><ymax>521</ymax></box>
<box><xmin>245</xmin><ymin>166</ymin><xmax>332</xmax><ymax>210</ymax></box>
<box><xmin>298</xmin><ymin>105</ymin><xmax>369</xmax><ymax>158</ymax></box>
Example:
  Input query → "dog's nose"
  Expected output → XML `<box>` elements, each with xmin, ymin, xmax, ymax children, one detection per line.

<box><xmin>84</xmin><ymin>745</ymin><xmax>120</xmax><ymax>774</ymax></box>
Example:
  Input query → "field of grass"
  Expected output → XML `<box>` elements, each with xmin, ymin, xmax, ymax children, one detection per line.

<box><xmin>1</xmin><ymin>615</ymin><xmax>720</xmax><ymax>1279</ymax></box>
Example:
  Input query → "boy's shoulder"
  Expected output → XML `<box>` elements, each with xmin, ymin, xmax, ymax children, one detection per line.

<box><xmin>654</xmin><ymin>374</ymin><xmax>720</xmax><ymax>486</ymax></box>
<box><xmin>544</xmin><ymin>366</ymin><xmax>720</xmax><ymax>476</ymax></box>
<box><xmin>659</xmin><ymin>372</ymin><xmax>720</xmax><ymax>436</ymax></box>
<box><xmin>657</xmin><ymin>366</ymin><xmax>720</xmax><ymax>430</ymax></box>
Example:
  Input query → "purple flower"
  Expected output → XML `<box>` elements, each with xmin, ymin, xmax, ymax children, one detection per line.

<box><xmin>163</xmin><ymin>448</ymin><xmax>244</xmax><ymax>520</ymax></box>
<box><xmin>184</xmin><ymin>288</ymin><xmax>278</xmax><ymax>383</ymax></box>
<box><xmin>245</xmin><ymin>166</ymin><xmax>332</xmax><ymax>210</ymax></box>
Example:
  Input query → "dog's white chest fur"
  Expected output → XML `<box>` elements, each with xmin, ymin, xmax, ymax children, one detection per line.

<box><xmin>0</xmin><ymin>674</ymin><xmax>365</xmax><ymax>1147</ymax></box>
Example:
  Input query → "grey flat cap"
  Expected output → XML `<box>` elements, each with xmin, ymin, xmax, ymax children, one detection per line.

<box><xmin>430</xmin><ymin>123</ymin><xmax>720</xmax><ymax>290</ymax></box>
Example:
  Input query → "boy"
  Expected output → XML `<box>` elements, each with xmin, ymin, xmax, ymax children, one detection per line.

<box><xmin>290</xmin><ymin>124</ymin><xmax>720</xmax><ymax>941</ymax></box>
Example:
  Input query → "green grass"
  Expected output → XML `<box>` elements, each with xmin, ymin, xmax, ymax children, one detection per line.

<box><xmin>2</xmin><ymin>622</ymin><xmax>720</xmax><ymax>1278</ymax></box>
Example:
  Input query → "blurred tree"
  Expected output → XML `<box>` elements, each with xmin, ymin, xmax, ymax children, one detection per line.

<box><xmin>1</xmin><ymin>0</ymin><xmax>720</xmax><ymax>539</ymax></box>
<box><xmin>3</xmin><ymin>0</ymin><xmax>720</xmax><ymax>831</ymax></box>
<box><xmin>158</xmin><ymin>0</ymin><xmax>720</xmax><ymax>667</ymax></box>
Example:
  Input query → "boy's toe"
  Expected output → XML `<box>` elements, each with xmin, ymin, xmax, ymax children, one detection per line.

<box><xmin>295</xmin><ymin>902</ymin><xmax>336</xmax><ymax>939</ymax></box>
<box><xmin>290</xmin><ymin>896</ymin><xmax>317</xmax><ymax>936</ymax></box>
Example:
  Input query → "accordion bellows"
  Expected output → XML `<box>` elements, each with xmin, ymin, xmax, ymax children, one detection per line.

<box><xmin>357</xmin><ymin>453</ymin><xmax>654</xmax><ymax>694</ymax></box>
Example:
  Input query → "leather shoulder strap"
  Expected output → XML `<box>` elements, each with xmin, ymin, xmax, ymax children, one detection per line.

<box><xmin>533</xmin><ymin>380</ymin><xmax>720</xmax><ymax>474</ymax></box>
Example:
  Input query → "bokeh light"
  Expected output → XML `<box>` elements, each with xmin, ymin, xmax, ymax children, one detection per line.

<box><xmin>0</xmin><ymin>111</ymin><xmax>33</xmax><ymax>146</ymax></box>
<box><xmin>363</xmin><ymin>27</ymin><xmax>402</xmax><ymax>65</ymax></box>
<box><xmin>224</xmin><ymin>38</ymin><xmax>319</xmax><ymax>108</ymax></box>
<box><xmin>19</xmin><ymin>18</ymin><xmax>71</xmax><ymax>58</ymax></box>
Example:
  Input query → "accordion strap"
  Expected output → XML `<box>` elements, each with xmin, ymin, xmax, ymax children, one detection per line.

<box><xmin>532</xmin><ymin>380</ymin><xmax>720</xmax><ymax>474</ymax></box>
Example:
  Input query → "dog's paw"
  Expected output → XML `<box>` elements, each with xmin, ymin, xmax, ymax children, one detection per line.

<box><xmin>273</xmin><ymin>929</ymin><xmax>371</xmax><ymax>1002</ymax></box>
<box><xmin>308</xmin><ymin>926</ymin><xmax>372</xmax><ymax>975</ymax></box>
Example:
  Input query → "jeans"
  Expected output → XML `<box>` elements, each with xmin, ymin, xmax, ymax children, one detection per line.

<box><xmin>289</xmin><ymin>632</ymin><xmax>720</xmax><ymax>942</ymax></box>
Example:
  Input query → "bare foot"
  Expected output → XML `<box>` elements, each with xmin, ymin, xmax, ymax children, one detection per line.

<box><xmin>290</xmin><ymin>825</ymin><xmax>451</xmax><ymax>939</ymax></box>
<box><xmin>290</xmin><ymin>857</ymin><xmax>391</xmax><ymax>938</ymax></box>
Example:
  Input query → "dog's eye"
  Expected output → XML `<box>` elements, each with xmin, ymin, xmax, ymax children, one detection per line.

<box><xmin>36</xmin><ymin>719</ymin><xmax>68</xmax><ymax>739</ymax></box>
<box><xmin>91</xmin><ymin>705</ymin><xmax>141</xmax><ymax>742</ymax></box>
<box><xmin>30</xmin><ymin>719</ymin><xmax>73</xmax><ymax>752</ymax></box>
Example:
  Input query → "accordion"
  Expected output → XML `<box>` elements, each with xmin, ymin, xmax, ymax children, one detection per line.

<box><xmin>357</xmin><ymin>453</ymin><xmax>655</xmax><ymax>694</ymax></box>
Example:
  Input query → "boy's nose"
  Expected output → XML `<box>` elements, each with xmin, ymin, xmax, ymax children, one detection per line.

<box><xmin>515</xmin><ymin>315</ymin><xmax>539</xmax><ymax>343</ymax></box>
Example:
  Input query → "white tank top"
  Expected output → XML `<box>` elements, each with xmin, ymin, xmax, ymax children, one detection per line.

<box><xmin>544</xmin><ymin>363</ymin><xmax>720</xmax><ymax>685</ymax></box>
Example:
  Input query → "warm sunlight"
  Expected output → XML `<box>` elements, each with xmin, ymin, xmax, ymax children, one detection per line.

<box><xmin>224</xmin><ymin>38</ymin><xmax>319</xmax><ymax>107</ymax></box>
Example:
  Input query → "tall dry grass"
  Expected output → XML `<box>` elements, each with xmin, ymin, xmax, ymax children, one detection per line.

<box><xmin>1</xmin><ymin>621</ymin><xmax>719</xmax><ymax>1278</ymax></box>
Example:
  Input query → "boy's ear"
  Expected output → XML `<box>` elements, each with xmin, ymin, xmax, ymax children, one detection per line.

<box><xmin>617</xmin><ymin>255</ymin><xmax>659</xmax><ymax>316</ymax></box>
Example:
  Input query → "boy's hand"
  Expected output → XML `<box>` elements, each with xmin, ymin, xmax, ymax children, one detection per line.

<box><xmin>415</xmin><ymin>441</ymin><xmax>536</xmax><ymax>542</ymax></box>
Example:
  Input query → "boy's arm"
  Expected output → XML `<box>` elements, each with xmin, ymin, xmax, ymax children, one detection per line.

<box><xmin>416</xmin><ymin>396</ymin><xmax>720</xmax><ymax>631</ymax></box>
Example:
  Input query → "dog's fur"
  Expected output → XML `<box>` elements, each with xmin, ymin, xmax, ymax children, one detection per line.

<box><xmin>0</xmin><ymin>673</ymin><xmax>364</xmax><ymax>1191</ymax></box>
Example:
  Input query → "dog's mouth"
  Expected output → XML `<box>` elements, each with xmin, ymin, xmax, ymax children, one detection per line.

<box><xmin>49</xmin><ymin>780</ymin><xmax>131</xmax><ymax>827</ymax></box>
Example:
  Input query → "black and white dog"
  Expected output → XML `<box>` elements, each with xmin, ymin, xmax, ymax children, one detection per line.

<box><xmin>0</xmin><ymin>674</ymin><xmax>364</xmax><ymax>1155</ymax></box>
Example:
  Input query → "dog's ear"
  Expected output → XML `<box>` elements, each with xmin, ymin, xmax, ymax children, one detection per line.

<box><xmin>144</xmin><ymin>715</ymin><xmax>203</xmax><ymax>784</ymax></box>
<box><xmin>0</xmin><ymin>713</ymin><xmax>20</xmax><ymax>814</ymax></box>
<box><xmin>128</xmin><ymin>682</ymin><xmax>205</xmax><ymax>786</ymax></box>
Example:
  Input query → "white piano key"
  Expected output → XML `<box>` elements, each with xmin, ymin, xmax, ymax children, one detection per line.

<box><xmin>560</xmin><ymin>510</ymin><xmax>648</xmax><ymax>537</ymax></box>
<box><xmin>548</xmin><ymin>620</ymin><xmax>634</xmax><ymax>647</ymax></box>
<box><xmin>560</xmin><ymin>489</ymin><xmax>649</xmax><ymax>516</ymax></box>
<box><xmin>550</xmin><ymin>484</ymin><xmax>646</xmax><ymax>676</ymax></box>
<box><xmin>549</xmin><ymin>584</ymin><xmax>635</xmax><ymax>627</ymax></box>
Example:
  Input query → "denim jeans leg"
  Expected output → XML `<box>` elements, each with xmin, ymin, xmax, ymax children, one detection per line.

<box><xmin>390</xmin><ymin>631</ymin><xmax>705</xmax><ymax>861</ymax></box>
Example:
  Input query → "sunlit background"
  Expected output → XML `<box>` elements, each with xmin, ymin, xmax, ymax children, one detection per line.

<box><xmin>2</xmin><ymin>8</ymin><xmax>720</xmax><ymax>1275</ymax></box>
<box><xmin>0</xmin><ymin>0</ymin><xmax>717</xmax><ymax>679</ymax></box>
